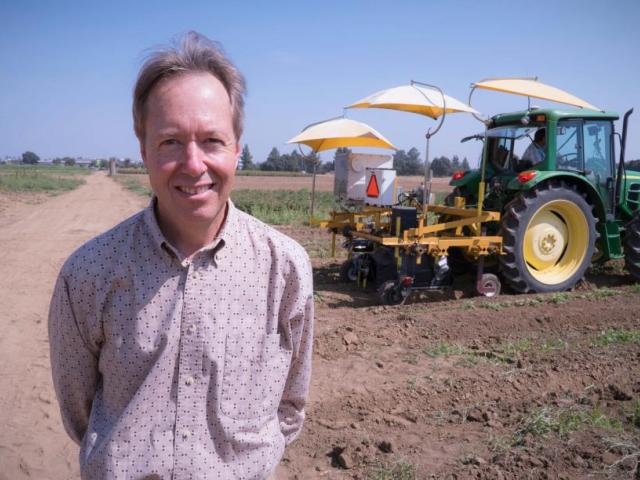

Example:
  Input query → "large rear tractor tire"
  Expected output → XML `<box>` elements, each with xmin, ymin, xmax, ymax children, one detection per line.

<box><xmin>624</xmin><ymin>214</ymin><xmax>640</xmax><ymax>281</ymax></box>
<box><xmin>499</xmin><ymin>181</ymin><xmax>597</xmax><ymax>293</ymax></box>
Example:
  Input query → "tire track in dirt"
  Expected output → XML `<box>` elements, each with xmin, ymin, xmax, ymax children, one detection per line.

<box><xmin>0</xmin><ymin>173</ymin><xmax>146</xmax><ymax>480</ymax></box>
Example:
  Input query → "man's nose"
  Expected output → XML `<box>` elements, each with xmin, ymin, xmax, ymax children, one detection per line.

<box><xmin>182</xmin><ymin>142</ymin><xmax>207</xmax><ymax>176</ymax></box>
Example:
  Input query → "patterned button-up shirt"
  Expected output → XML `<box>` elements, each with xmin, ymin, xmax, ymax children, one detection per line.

<box><xmin>48</xmin><ymin>200</ymin><xmax>314</xmax><ymax>480</ymax></box>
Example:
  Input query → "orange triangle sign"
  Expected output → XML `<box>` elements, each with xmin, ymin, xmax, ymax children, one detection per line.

<box><xmin>367</xmin><ymin>174</ymin><xmax>380</xmax><ymax>198</ymax></box>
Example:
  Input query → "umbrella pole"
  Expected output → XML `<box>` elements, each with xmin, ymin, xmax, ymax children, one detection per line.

<box><xmin>423</xmin><ymin>131</ymin><xmax>432</xmax><ymax>213</ymax></box>
<box><xmin>310</xmin><ymin>159</ymin><xmax>317</xmax><ymax>222</ymax></box>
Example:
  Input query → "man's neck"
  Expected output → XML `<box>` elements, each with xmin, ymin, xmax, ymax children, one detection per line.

<box><xmin>155</xmin><ymin>203</ymin><xmax>228</xmax><ymax>260</ymax></box>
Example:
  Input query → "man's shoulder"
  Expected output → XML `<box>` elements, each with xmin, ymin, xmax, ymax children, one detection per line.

<box><xmin>232</xmin><ymin>207</ymin><xmax>309</xmax><ymax>262</ymax></box>
<box><xmin>60</xmin><ymin>209</ymin><xmax>148</xmax><ymax>277</ymax></box>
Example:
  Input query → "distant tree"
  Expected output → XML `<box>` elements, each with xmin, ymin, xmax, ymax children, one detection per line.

<box><xmin>22</xmin><ymin>151</ymin><xmax>40</xmax><ymax>164</ymax></box>
<box><xmin>260</xmin><ymin>147</ymin><xmax>283</xmax><ymax>171</ymax></box>
<box><xmin>281</xmin><ymin>151</ymin><xmax>302</xmax><ymax>171</ymax></box>
<box><xmin>52</xmin><ymin>158</ymin><xmax>62</xmax><ymax>165</ymax></box>
<box><xmin>430</xmin><ymin>156</ymin><xmax>453</xmax><ymax>177</ymax></box>
<box><xmin>123</xmin><ymin>158</ymin><xmax>132</xmax><ymax>168</ymax></box>
<box><xmin>393</xmin><ymin>148</ymin><xmax>422</xmax><ymax>175</ymax></box>
<box><xmin>89</xmin><ymin>160</ymin><xmax>98</xmax><ymax>168</ymax></box>
<box><xmin>393</xmin><ymin>149</ymin><xmax>408</xmax><ymax>174</ymax></box>
<box><xmin>319</xmin><ymin>160</ymin><xmax>335</xmax><ymax>173</ymax></box>
<box><xmin>302</xmin><ymin>151</ymin><xmax>321</xmax><ymax>173</ymax></box>
<box><xmin>452</xmin><ymin>155</ymin><xmax>461</xmax><ymax>171</ymax></box>
<box><xmin>404</xmin><ymin>147</ymin><xmax>423</xmax><ymax>175</ymax></box>
<box><xmin>461</xmin><ymin>157</ymin><xmax>471</xmax><ymax>170</ymax></box>
<box><xmin>98</xmin><ymin>159</ymin><xmax>109</xmax><ymax>169</ymax></box>
<box><xmin>63</xmin><ymin>157</ymin><xmax>76</xmax><ymax>166</ymax></box>
<box><xmin>240</xmin><ymin>144</ymin><xmax>254</xmax><ymax>170</ymax></box>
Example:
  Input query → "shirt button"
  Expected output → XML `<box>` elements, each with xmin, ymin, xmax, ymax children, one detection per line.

<box><xmin>185</xmin><ymin>376</ymin><xmax>195</xmax><ymax>386</ymax></box>
<box><xmin>187</xmin><ymin>324</ymin><xmax>197</xmax><ymax>334</ymax></box>
<box><xmin>181</xmin><ymin>429</ymin><xmax>191</xmax><ymax>439</ymax></box>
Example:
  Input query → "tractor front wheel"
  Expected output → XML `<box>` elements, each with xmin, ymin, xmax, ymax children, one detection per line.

<box><xmin>624</xmin><ymin>213</ymin><xmax>640</xmax><ymax>281</ymax></box>
<box><xmin>499</xmin><ymin>181</ymin><xmax>597</xmax><ymax>293</ymax></box>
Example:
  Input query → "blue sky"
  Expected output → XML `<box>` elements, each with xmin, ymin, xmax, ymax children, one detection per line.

<box><xmin>1</xmin><ymin>0</ymin><xmax>639</xmax><ymax>167</ymax></box>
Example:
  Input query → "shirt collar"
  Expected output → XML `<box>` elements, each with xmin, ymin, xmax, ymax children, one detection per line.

<box><xmin>142</xmin><ymin>197</ymin><xmax>239</xmax><ymax>261</ymax></box>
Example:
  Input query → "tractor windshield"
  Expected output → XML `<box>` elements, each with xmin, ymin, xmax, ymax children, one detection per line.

<box><xmin>481</xmin><ymin>125</ymin><xmax>545</xmax><ymax>172</ymax></box>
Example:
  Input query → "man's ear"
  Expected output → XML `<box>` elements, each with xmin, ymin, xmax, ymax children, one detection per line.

<box><xmin>234</xmin><ymin>141</ymin><xmax>241</xmax><ymax>169</ymax></box>
<box><xmin>140</xmin><ymin>141</ymin><xmax>147</xmax><ymax>166</ymax></box>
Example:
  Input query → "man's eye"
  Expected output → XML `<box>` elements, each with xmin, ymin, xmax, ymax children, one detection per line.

<box><xmin>160</xmin><ymin>139</ymin><xmax>179</xmax><ymax>147</ymax></box>
<box><xmin>204</xmin><ymin>138</ymin><xmax>224</xmax><ymax>145</ymax></box>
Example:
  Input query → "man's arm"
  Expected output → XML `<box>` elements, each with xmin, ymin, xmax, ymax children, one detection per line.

<box><xmin>277</xmin><ymin>253</ymin><xmax>314</xmax><ymax>445</ymax></box>
<box><xmin>48</xmin><ymin>274</ymin><xmax>100</xmax><ymax>445</ymax></box>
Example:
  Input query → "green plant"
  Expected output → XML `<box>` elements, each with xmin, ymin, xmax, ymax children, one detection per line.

<box><xmin>540</xmin><ymin>338</ymin><xmax>568</xmax><ymax>352</ymax></box>
<box><xmin>515</xmin><ymin>406</ymin><xmax>622</xmax><ymax>443</ymax></box>
<box><xmin>407</xmin><ymin>377</ymin><xmax>417</xmax><ymax>392</ymax></box>
<box><xmin>423</xmin><ymin>342</ymin><xmax>465</xmax><ymax>358</ymax></box>
<box><xmin>368</xmin><ymin>459</ymin><xmax>416</xmax><ymax>480</ymax></box>
<box><xmin>592</xmin><ymin>328</ymin><xmax>640</xmax><ymax>347</ymax></box>
<box><xmin>548</xmin><ymin>292</ymin><xmax>571</xmax><ymax>304</ymax></box>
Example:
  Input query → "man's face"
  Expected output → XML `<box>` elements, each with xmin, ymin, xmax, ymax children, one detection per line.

<box><xmin>141</xmin><ymin>72</ymin><xmax>240</xmax><ymax>237</ymax></box>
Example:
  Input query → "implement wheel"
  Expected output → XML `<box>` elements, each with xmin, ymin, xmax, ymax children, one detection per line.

<box><xmin>624</xmin><ymin>213</ymin><xmax>640</xmax><ymax>281</ymax></box>
<box><xmin>500</xmin><ymin>181</ymin><xmax>597</xmax><ymax>293</ymax></box>
<box><xmin>340</xmin><ymin>259</ymin><xmax>358</xmax><ymax>283</ymax></box>
<box><xmin>377</xmin><ymin>281</ymin><xmax>408</xmax><ymax>305</ymax></box>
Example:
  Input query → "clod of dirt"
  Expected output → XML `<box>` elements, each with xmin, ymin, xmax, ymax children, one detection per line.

<box><xmin>377</xmin><ymin>440</ymin><xmax>393</xmax><ymax>453</ymax></box>
<box><xmin>343</xmin><ymin>332</ymin><xmax>359</xmax><ymax>346</ymax></box>
<box><xmin>375</xmin><ymin>361</ymin><xmax>384</xmax><ymax>369</ymax></box>
<box><xmin>466</xmin><ymin>407</ymin><xmax>487</xmax><ymax>422</ymax></box>
<box><xmin>608</xmin><ymin>383</ymin><xmax>632</xmax><ymax>401</ymax></box>
<box><xmin>327</xmin><ymin>446</ymin><xmax>352</xmax><ymax>469</ymax></box>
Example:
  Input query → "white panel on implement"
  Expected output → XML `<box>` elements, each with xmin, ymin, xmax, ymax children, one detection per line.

<box><xmin>334</xmin><ymin>152</ymin><xmax>393</xmax><ymax>202</ymax></box>
<box><xmin>365</xmin><ymin>168</ymin><xmax>397</xmax><ymax>206</ymax></box>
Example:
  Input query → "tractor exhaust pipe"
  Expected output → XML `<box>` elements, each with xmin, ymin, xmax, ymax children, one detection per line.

<box><xmin>615</xmin><ymin>108</ymin><xmax>633</xmax><ymax>211</ymax></box>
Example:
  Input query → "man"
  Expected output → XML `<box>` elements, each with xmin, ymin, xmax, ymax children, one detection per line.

<box><xmin>48</xmin><ymin>32</ymin><xmax>314</xmax><ymax>480</ymax></box>
<box><xmin>521</xmin><ymin>127</ymin><xmax>546</xmax><ymax>166</ymax></box>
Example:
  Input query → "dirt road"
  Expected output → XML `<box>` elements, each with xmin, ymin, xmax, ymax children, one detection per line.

<box><xmin>0</xmin><ymin>173</ymin><xmax>145</xmax><ymax>480</ymax></box>
<box><xmin>1</xmin><ymin>172</ymin><xmax>639</xmax><ymax>479</ymax></box>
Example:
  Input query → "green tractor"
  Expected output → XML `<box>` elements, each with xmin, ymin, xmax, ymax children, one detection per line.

<box><xmin>448</xmin><ymin>107</ymin><xmax>637</xmax><ymax>293</ymax></box>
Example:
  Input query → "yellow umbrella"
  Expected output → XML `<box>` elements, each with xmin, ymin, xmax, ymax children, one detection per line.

<box><xmin>348</xmin><ymin>83</ymin><xmax>479</xmax><ymax>119</ymax></box>
<box><xmin>347</xmin><ymin>81</ymin><xmax>478</xmax><ymax>207</ymax></box>
<box><xmin>287</xmin><ymin>117</ymin><xmax>396</xmax><ymax>152</ymax></box>
<box><xmin>471</xmin><ymin>77</ymin><xmax>600</xmax><ymax>111</ymax></box>
<box><xmin>287</xmin><ymin>117</ymin><xmax>396</xmax><ymax>219</ymax></box>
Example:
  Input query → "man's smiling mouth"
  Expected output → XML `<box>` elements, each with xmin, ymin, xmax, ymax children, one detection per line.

<box><xmin>176</xmin><ymin>184</ymin><xmax>213</xmax><ymax>195</ymax></box>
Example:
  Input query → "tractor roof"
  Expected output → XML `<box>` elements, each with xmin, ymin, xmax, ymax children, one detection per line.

<box><xmin>492</xmin><ymin>108</ymin><xmax>619</xmax><ymax>124</ymax></box>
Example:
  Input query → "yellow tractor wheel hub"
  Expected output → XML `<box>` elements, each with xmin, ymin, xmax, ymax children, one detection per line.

<box><xmin>523</xmin><ymin>200</ymin><xmax>588</xmax><ymax>285</ymax></box>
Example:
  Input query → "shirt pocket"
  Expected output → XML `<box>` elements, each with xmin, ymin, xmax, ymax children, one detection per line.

<box><xmin>220</xmin><ymin>332</ymin><xmax>292</xmax><ymax>420</ymax></box>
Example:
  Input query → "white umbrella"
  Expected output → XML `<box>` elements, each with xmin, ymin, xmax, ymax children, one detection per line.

<box><xmin>347</xmin><ymin>81</ymin><xmax>479</xmax><ymax>207</ymax></box>
<box><xmin>287</xmin><ymin>117</ymin><xmax>396</xmax><ymax>152</ymax></box>
<box><xmin>471</xmin><ymin>77</ymin><xmax>600</xmax><ymax>111</ymax></box>
<box><xmin>348</xmin><ymin>84</ymin><xmax>479</xmax><ymax>119</ymax></box>
<box><xmin>287</xmin><ymin>117</ymin><xmax>396</xmax><ymax>218</ymax></box>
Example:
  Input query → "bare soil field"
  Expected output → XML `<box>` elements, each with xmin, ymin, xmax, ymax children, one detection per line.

<box><xmin>0</xmin><ymin>172</ymin><xmax>639</xmax><ymax>479</ymax></box>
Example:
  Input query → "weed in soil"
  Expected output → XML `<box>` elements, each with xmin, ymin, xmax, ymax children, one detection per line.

<box><xmin>423</xmin><ymin>342</ymin><xmax>465</xmax><ymax>358</ymax></box>
<box><xmin>514</xmin><ymin>405</ymin><xmax>622</xmax><ymax>445</ymax></box>
<box><xmin>592</xmin><ymin>328</ymin><xmax>640</xmax><ymax>347</ymax></box>
<box><xmin>367</xmin><ymin>458</ymin><xmax>416</xmax><ymax>480</ymax></box>
<box><xmin>540</xmin><ymin>338</ymin><xmax>568</xmax><ymax>352</ymax></box>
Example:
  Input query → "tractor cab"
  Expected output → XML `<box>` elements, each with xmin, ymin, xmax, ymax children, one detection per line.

<box><xmin>451</xmin><ymin>108</ymin><xmax>621</xmax><ymax>217</ymax></box>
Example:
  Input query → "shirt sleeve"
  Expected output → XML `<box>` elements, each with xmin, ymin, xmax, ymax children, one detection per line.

<box><xmin>277</xmin><ymin>252</ymin><xmax>314</xmax><ymax>445</ymax></box>
<box><xmin>48</xmin><ymin>273</ymin><xmax>100</xmax><ymax>445</ymax></box>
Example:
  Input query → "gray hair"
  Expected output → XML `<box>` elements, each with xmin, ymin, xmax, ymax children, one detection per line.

<box><xmin>133</xmin><ymin>31</ymin><xmax>246</xmax><ymax>141</ymax></box>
